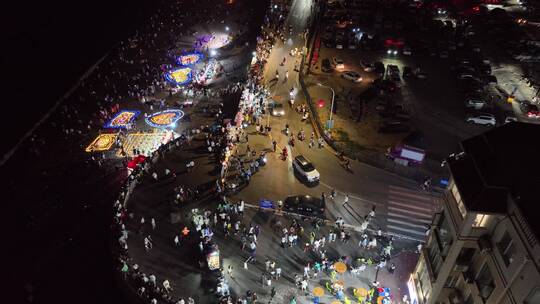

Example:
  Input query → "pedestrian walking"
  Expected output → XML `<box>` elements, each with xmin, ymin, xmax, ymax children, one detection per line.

<box><xmin>343</xmin><ymin>194</ymin><xmax>349</xmax><ymax>206</ymax></box>
<box><xmin>270</xmin><ymin>286</ymin><xmax>276</xmax><ymax>299</ymax></box>
<box><xmin>227</xmin><ymin>265</ymin><xmax>234</xmax><ymax>278</ymax></box>
<box><xmin>163</xmin><ymin>279</ymin><xmax>172</xmax><ymax>293</ymax></box>
<box><xmin>151</xmin><ymin>218</ymin><xmax>156</xmax><ymax>230</ymax></box>
<box><xmin>174</xmin><ymin>235</ymin><xmax>180</xmax><ymax>246</ymax></box>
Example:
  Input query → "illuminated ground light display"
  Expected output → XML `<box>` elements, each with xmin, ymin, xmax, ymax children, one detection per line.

<box><xmin>165</xmin><ymin>67</ymin><xmax>193</xmax><ymax>86</ymax></box>
<box><xmin>145</xmin><ymin>109</ymin><xmax>185</xmax><ymax>128</ymax></box>
<box><xmin>194</xmin><ymin>33</ymin><xmax>232</xmax><ymax>50</ymax></box>
<box><xmin>104</xmin><ymin>110</ymin><xmax>140</xmax><ymax>128</ymax></box>
<box><xmin>85</xmin><ymin>133</ymin><xmax>118</xmax><ymax>152</ymax></box>
<box><xmin>177</xmin><ymin>52</ymin><xmax>204</xmax><ymax>66</ymax></box>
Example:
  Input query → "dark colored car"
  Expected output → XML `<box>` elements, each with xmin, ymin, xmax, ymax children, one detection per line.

<box><xmin>374</xmin><ymin>61</ymin><xmax>385</xmax><ymax>75</ymax></box>
<box><xmin>284</xmin><ymin>195</ymin><xmax>326</xmax><ymax>217</ymax></box>
<box><xmin>378</xmin><ymin>121</ymin><xmax>411</xmax><ymax>133</ymax></box>
<box><xmin>403</xmin><ymin>66</ymin><xmax>412</xmax><ymax>78</ymax></box>
<box><xmin>322</xmin><ymin>59</ymin><xmax>333</xmax><ymax>73</ymax></box>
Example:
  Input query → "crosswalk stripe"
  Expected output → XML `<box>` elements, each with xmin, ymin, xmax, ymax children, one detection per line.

<box><xmin>388</xmin><ymin>200</ymin><xmax>433</xmax><ymax>213</ymax></box>
<box><xmin>387</xmin><ymin>218</ymin><xmax>428</xmax><ymax>229</ymax></box>
<box><xmin>387</xmin><ymin>225</ymin><xmax>427</xmax><ymax>237</ymax></box>
<box><xmin>388</xmin><ymin>208</ymin><xmax>433</xmax><ymax>220</ymax></box>
<box><xmin>388</xmin><ymin>195</ymin><xmax>435</xmax><ymax>210</ymax></box>
<box><xmin>388</xmin><ymin>189</ymin><xmax>434</xmax><ymax>202</ymax></box>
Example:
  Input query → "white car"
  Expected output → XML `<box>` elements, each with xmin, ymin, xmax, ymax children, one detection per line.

<box><xmin>269</xmin><ymin>103</ymin><xmax>285</xmax><ymax>116</ymax></box>
<box><xmin>387</xmin><ymin>49</ymin><xmax>398</xmax><ymax>55</ymax></box>
<box><xmin>293</xmin><ymin>155</ymin><xmax>320</xmax><ymax>183</ymax></box>
<box><xmin>332</xmin><ymin>57</ymin><xmax>345</xmax><ymax>70</ymax></box>
<box><xmin>466</xmin><ymin>113</ymin><xmax>496</xmax><ymax>126</ymax></box>
<box><xmin>342</xmin><ymin>71</ymin><xmax>363</xmax><ymax>82</ymax></box>
<box><xmin>464</xmin><ymin>99</ymin><xmax>486</xmax><ymax>110</ymax></box>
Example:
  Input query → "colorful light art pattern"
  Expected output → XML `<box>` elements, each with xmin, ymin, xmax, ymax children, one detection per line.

<box><xmin>165</xmin><ymin>67</ymin><xmax>193</xmax><ymax>86</ymax></box>
<box><xmin>85</xmin><ymin>133</ymin><xmax>118</xmax><ymax>152</ymax></box>
<box><xmin>177</xmin><ymin>52</ymin><xmax>203</xmax><ymax>66</ymax></box>
<box><xmin>104</xmin><ymin>110</ymin><xmax>140</xmax><ymax>128</ymax></box>
<box><xmin>145</xmin><ymin>109</ymin><xmax>185</xmax><ymax>128</ymax></box>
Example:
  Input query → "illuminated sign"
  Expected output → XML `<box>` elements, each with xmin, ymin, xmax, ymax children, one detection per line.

<box><xmin>164</xmin><ymin>67</ymin><xmax>193</xmax><ymax>86</ymax></box>
<box><xmin>104</xmin><ymin>110</ymin><xmax>140</xmax><ymax>129</ymax></box>
<box><xmin>177</xmin><ymin>52</ymin><xmax>203</xmax><ymax>66</ymax></box>
<box><xmin>145</xmin><ymin>109</ymin><xmax>184</xmax><ymax>128</ymax></box>
<box><xmin>85</xmin><ymin>133</ymin><xmax>118</xmax><ymax>152</ymax></box>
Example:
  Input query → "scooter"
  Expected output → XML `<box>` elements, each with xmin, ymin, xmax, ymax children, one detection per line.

<box><xmin>258</xmin><ymin>152</ymin><xmax>267</xmax><ymax>166</ymax></box>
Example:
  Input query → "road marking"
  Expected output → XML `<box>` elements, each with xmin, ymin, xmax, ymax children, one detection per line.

<box><xmin>388</xmin><ymin>207</ymin><xmax>433</xmax><ymax>220</ymax></box>
<box><xmin>387</xmin><ymin>225</ymin><xmax>427</xmax><ymax>237</ymax></box>
<box><xmin>387</xmin><ymin>200</ymin><xmax>434</xmax><ymax>213</ymax></box>
<box><xmin>318</xmin><ymin>181</ymin><xmax>384</xmax><ymax>206</ymax></box>
<box><xmin>388</xmin><ymin>211</ymin><xmax>432</xmax><ymax>223</ymax></box>
<box><xmin>388</xmin><ymin>194</ymin><xmax>435</xmax><ymax>208</ymax></box>
<box><xmin>387</xmin><ymin>218</ymin><xmax>427</xmax><ymax>229</ymax></box>
<box><xmin>388</xmin><ymin>188</ymin><xmax>434</xmax><ymax>202</ymax></box>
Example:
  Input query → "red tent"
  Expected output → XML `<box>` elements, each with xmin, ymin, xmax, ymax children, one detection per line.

<box><xmin>127</xmin><ymin>155</ymin><xmax>146</xmax><ymax>169</ymax></box>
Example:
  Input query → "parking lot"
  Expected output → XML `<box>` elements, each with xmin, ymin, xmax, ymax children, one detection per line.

<box><xmin>306</xmin><ymin>0</ymin><xmax>538</xmax><ymax>163</ymax></box>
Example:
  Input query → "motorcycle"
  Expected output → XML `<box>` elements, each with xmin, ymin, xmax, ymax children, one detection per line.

<box><xmin>282</xmin><ymin>147</ymin><xmax>288</xmax><ymax>160</ymax></box>
<box><xmin>258</xmin><ymin>152</ymin><xmax>267</xmax><ymax>166</ymax></box>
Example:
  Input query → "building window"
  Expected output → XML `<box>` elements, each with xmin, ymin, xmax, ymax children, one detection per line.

<box><xmin>451</xmin><ymin>184</ymin><xmax>467</xmax><ymax>218</ymax></box>
<box><xmin>476</xmin><ymin>263</ymin><xmax>495</xmax><ymax>301</ymax></box>
<box><xmin>417</xmin><ymin>262</ymin><xmax>432</xmax><ymax>303</ymax></box>
<box><xmin>428</xmin><ymin>244</ymin><xmax>442</xmax><ymax>277</ymax></box>
<box><xmin>444</xmin><ymin>274</ymin><xmax>459</xmax><ymax>288</ymax></box>
<box><xmin>472</xmin><ymin>214</ymin><xmax>491</xmax><ymax>228</ymax></box>
<box><xmin>497</xmin><ymin>231</ymin><xmax>516</xmax><ymax>266</ymax></box>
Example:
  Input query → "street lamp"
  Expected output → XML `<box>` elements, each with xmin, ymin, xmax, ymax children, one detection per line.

<box><xmin>317</xmin><ymin>83</ymin><xmax>335</xmax><ymax>129</ymax></box>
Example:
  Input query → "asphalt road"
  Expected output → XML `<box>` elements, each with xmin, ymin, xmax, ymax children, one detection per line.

<box><xmin>230</xmin><ymin>0</ymin><xmax>441</xmax><ymax>243</ymax></box>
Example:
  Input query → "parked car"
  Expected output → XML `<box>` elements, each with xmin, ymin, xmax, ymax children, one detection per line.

<box><xmin>322</xmin><ymin>59</ymin><xmax>333</xmax><ymax>72</ymax></box>
<box><xmin>416</xmin><ymin>71</ymin><xmax>427</xmax><ymax>79</ymax></box>
<box><xmin>402</xmin><ymin>46</ymin><xmax>412</xmax><ymax>55</ymax></box>
<box><xmin>403</xmin><ymin>66</ymin><xmax>412</xmax><ymax>78</ymax></box>
<box><xmin>387</xmin><ymin>64</ymin><xmax>400</xmax><ymax>81</ymax></box>
<box><xmin>269</xmin><ymin>103</ymin><xmax>285</xmax><ymax>116</ymax></box>
<box><xmin>360</xmin><ymin>61</ymin><xmax>375</xmax><ymax>72</ymax></box>
<box><xmin>524</xmin><ymin>104</ymin><xmax>540</xmax><ymax>118</ymax></box>
<box><xmin>485</xmin><ymin>75</ymin><xmax>497</xmax><ymax>84</ymax></box>
<box><xmin>341</xmin><ymin>71</ymin><xmax>363</xmax><ymax>82</ymax></box>
<box><xmin>336</xmin><ymin>37</ymin><xmax>344</xmax><ymax>49</ymax></box>
<box><xmin>292</xmin><ymin>155</ymin><xmax>320</xmax><ymax>184</ymax></box>
<box><xmin>504</xmin><ymin>116</ymin><xmax>517</xmax><ymax>124</ymax></box>
<box><xmin>439</xmin><ymin>51</ymin><xmax>449</xmax><ymax>58</ymax></box>
<box><xmin>284</xmin><ymin>195</ymin><xmax>325</xmax><ymax>217</ymax></box>
<box><xmin>466</xmin><ymin>113</ymin><xmax>496</xmax><ymax>126</ymax></box>
<box><xmin>374</xmin><ymin>61</ymin><xmax>385</xmax><ymax>75</ymax></box>
<box><xmin>464</xmin><ymin>99</ymin><xmax>486</xmax><ymax>110</ymax></box>
<box><xmin>332</xmin><ymin>57</ymin><xmax>345</xmax><ymax>70</ymax></box>
<box><xmin>378</xmin><ymin>121</ymin><xmax>410</xmax><ymax>133</ymax></box>
<box><xmin>457</xmin><ymin>73</ymin><xmax>475</xmax><ymax>80</ymax></box>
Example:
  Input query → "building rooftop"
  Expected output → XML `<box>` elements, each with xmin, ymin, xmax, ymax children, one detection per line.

<box><xmin>447</xmin><ymin>122</ymin><xmax>540</xmax><ymax>237</ymax></box>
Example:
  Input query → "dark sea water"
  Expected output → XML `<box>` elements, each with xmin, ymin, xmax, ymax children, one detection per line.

<box><xmin>1</xmin><ymin>0</ymin><xmax>155</xmax><ymax>155</ymax></box>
